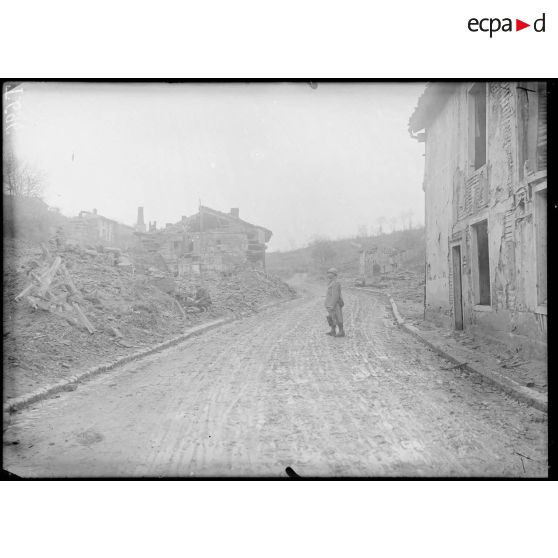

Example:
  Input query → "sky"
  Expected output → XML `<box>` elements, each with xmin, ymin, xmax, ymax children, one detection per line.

<box><xmin>7</xmin><ymin>82</ymin><xmax>426</xmax><ymax>252</ymax></box>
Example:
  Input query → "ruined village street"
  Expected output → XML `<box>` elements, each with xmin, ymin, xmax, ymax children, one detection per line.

<box><xmin>3</xmin><ymin>284</ymin><xmax>547</xmax><ymax>478</ymax></box>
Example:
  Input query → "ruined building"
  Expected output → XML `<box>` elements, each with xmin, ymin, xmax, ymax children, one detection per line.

<box><xmin>135</xmin><ymin>206</ymin><xmax>272</xmax><ymax>276</ymax></box>
<box><xmin>409</xmin><ymin>82</ymin><xmax>547</xmax><ymax>358</ymax></box>
<box><xmin>67</xmin><ymin>208</ymin><xmax>136</xmax><ymax>249</ymax></box>
<box><xmin>359</xmin><ymin>246</ymin><xmax>403</xmax><ymax>284</ymax></box>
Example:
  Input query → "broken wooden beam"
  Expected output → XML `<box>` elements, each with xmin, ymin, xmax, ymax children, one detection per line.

<box><xmin>15</xmin><ymin>282</ymin><xmax>37</xmax><ymax>301</ymax></box>
<box><xmin>15</xmin><ymin>263</ymin><xmax>53</xmax><ymax>301</ymax></box>
<box><xmin>173</xmin><ymin>298</ymin><xmax>186</xmax><ymax>318</ymax></box>
<box><xmin>59</xmin><ymin>264</ymin><xmax>80</xmax><ymax>296</ymax></box>
<box><xmin>37</xmin><ymin>256</ymin><xmax>62</xmax><ymax>298</ymax></box>
<box><xmin>72</xmin><ymin>302</ymin><xmax>96</xmax><ymax>334</ymax></box>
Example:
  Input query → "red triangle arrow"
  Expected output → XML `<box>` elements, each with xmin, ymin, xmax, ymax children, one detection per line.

<box><xmin>516</xmin><ymin>19</ymin><xmax>530</xmax><ymax>31</ymax></box>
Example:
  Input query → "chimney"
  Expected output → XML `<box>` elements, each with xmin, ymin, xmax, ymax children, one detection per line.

<box><xmin>230</xmin><ymin>208</ymin><xmax>239</xmax><ymax>218</ymax></box>
<box><xmin>181</xmin><ymin>215</ymin><xmax>187</xmax><ymax>223</ymax></box>
<box><xmin>136</xmin><ymin>207</ymin><xmax>146</xmax><ymax>232</ymax></box>
<box><xmin>92</xmin><ymin>208</ymin><xmax>97</xmax><ymax>215</ymax></box>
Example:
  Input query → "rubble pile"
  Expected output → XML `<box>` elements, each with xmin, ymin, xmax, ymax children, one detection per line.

<box><xmin>3</xmin><ymin>239</ymin><xmax>296</xmax><ymax>400</ymax></box>
<box><xmin>352</xmin><ymin>266</ymin><xmax>425</xmax><ymax>320</ymax></box>
<box><xmin>207</xmin><ymin>268</ymin><xmax>297</xmax><ymax>312</ymax></box>
<box><xmin>383</xmin><ymin>270</ymin><xmax>425</xmax><ymax>305</ymax></box>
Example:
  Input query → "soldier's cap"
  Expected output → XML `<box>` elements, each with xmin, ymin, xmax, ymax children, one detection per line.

<box><xmin>326</xmin><ymin>267</ymin><xmax>338</xmax><ymax>275</ymax></box>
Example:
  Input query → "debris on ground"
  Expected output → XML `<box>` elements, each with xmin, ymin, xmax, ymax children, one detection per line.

<box><xmin>370</xmin><ymin>266</ymin><xmax>547</xmax><ymax>395</ymax></box>
<box><xmin>3</xmin><ymin>238</ymin><xmax>297</xmax><ymax>400</ymax></box>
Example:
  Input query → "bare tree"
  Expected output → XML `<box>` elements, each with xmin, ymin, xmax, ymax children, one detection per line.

<box><xmin>3</xmin><ymin>147</ymin><xmax>45</xmax><ymax>198</ymax></box>
<box><xmin>310</xmin><ymin>237</ymin><xmax>336</xmax><ymax>267</ymax></box>
<box><xmin>400</xmin><ymin>210</ymin><xmax>414</xmax><ymax>230</ymax></box>
<box><xmin>376</xmin><ymin>216</ymin><xmax>386</xmax><ymax>235</ymax></box>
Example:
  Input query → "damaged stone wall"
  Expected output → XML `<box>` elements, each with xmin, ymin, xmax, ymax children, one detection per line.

<box><xmin>468</xmin><ymin>83</ymin><xmax>546</xmax><ymax>358</ymax></box>
<box><xmin>137</xmin><ymin>226</ymin><xmax>263</xmax><ymax>278</ymax></box>
<box><xmin>422</xmin><ymin>91</ymin><xmax>462</xmax><ymax>327</ymax></box>
<box><xmin>422</xmin><ymin>82</ymin><xmax>547</xmax><ymax>358</ymax></box>
<box><xmin>179</xmin><ymin>231</ymin><xmax>248</xmax><ymax>277</ymax></box>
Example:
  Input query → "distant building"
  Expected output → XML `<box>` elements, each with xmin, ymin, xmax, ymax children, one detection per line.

<box><xmin>409</xmin><ymin>82</ymin><xmax>547</xmax><ymax>358</ymax></box>
<box><xmin>135</xmin><ymin>206</ymin><xmax>273</xmax><ymax>276</ymax></box>
<box><xmin>359</xmin><ymin>245</ymin><xmax>403</xmax><ymax>284</ymax></box>
<box><xmin>67</xmin><ymin>208</ymin><xmax>136</xmax><ymax>249</ymax></box>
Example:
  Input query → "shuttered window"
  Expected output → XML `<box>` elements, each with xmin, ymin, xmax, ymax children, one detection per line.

<box><xmin>537</xmin><ymin>83</ymin><xmax>547</xmax><ymax>172</ymax></box>
<box><xmin>517</xmin><ymin>81</ymin><xmax>547</xmax><ymax>177</ymax></box>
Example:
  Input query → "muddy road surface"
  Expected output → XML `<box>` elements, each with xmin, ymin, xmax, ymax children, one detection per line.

<box><xmin>3</xmin><ymin>287</ymin><xmax>547</xmax><ymax>477</ymax></box>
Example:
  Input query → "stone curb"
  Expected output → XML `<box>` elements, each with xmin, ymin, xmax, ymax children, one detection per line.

<box><xmin>4</xmin><ymin>296</ymin><xmax>297</xmax><ymax>415</ymax></box>
<box><xmin>386</xmin><ymin>294</ymin><xmax>547</xmax><ymax>414</ymax></box>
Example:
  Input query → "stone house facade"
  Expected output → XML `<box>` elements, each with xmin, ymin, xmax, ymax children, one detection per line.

<box><xmin>135</xmin><ymin>206</ymin><xmax>272</xmax><ymax>277</ymax></box>
<box><xmin>409</xmin><ymin>82</ymin><xmax>547</xmax><ymax>358</ymax></box>
<box><xmin>67</xmin><ymin>208</ymin><xmax>136</xmax><ymax>249</ymax></box>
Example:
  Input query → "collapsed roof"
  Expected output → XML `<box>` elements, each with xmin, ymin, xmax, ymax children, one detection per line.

<box><xmin>184</xmin><ymin>206</ymin><xmax>273</xmax><ymax>243</ymax></box>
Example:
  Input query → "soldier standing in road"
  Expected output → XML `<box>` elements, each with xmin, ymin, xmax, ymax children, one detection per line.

<box><xmin>325</xmin><ymin>267</ymin><xmax>345</xmax><ymax>337</ymax></box>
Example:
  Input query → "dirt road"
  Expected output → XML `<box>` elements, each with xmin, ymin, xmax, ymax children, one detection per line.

<box><xmin>3</xmin><ymin>286</ymin><xmax>547</xmax><ymax>477</ymax></box>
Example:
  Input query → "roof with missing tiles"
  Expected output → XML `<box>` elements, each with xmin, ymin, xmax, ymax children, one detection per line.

<box><xmin>187</xmin><ymin>206</ymin><xmax>273</xmax><ymax>242</ymax></box>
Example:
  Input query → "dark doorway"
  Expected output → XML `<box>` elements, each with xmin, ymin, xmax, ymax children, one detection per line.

<box><xmin>452</xmin><ymin>245</ymin><xmax>463</xmax><ymax>330</ymax></box>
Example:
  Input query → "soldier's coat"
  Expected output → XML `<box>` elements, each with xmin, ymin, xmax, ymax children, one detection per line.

<box><xmin>325</xmin><ymin>278</ymin><xmax>344</xmax><ymax>325</ymax></box>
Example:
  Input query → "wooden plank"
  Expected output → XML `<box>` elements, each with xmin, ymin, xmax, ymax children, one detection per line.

<box><xmin>37</xmin><ymin>256</ymin><xmax>62</xmax><ymax>297</ymax></box>
<box><xmin>72</xmin><ymin>302</ymin><xmax>96</xmax><ymax>334</ymax></box>
<box><xmin>14</xmin><ymin>265</ymin><xmax>48</xmax><ymax>300</ymax></box>
<box><xmin>15</xmin><ymin>282</ymin><xmax>37</xmax><ymax>301</ymax></box>
<box><xmin>59</xmin><ymin>264</ymin><xmax>80</xmax><ymax>296</ymax></box>
<box><xmin>173</xmin><ymin>298</ymin><xmax>186</xmax><ymax>318</ymax></box>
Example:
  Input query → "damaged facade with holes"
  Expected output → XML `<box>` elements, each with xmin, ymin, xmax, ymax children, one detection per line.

<box><xmin>409</xmin><ymin>82</ymin><xmax>547</xmax><ymax>359</ymax></box>
<box><xmin>134</xmin><ymin>206</ymin><xmax>272</xmax><ymax>276</ymax></box>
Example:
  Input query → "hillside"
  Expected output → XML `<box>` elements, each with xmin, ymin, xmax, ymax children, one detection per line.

<box><xmin>267</xmin><ymin>227</ymin><xmax>425</xmax><ymax>280</ymax></box>
<box><xmin>267</xmin><ymin>227</ymin><xmax>426</xmax><ymax>323</ymax></box>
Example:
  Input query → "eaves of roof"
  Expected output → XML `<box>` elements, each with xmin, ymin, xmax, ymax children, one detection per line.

<box><xmin>408</xmin><ymin>82</ymin><xmax>459</xmax><ymax>134</ymax></box>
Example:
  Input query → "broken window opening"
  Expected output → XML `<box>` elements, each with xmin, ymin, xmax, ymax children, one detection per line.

<box><xmin>469</xmin><ymin>83</ymin><xmax>487</xmax><ymax>171</ymax></box>
<box><xmin>472</xmin><ymin>219</ymin><xmax>491</xmax><ymax>306</ymax></box>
